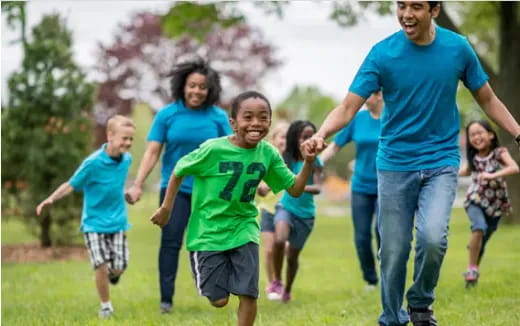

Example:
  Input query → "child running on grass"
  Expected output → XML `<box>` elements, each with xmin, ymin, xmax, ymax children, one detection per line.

<box><xmin>150</xmin><ymin>91</ymin><xmax>318</xmax><ymax>326</ymax></box>
<box><xmin>255</xmin><ymin>121</ymin><xmax>289</xmax><ymax>300</ymax></box>
<box><xmin>36</xmin><ymin>115</ymin><xmax>135</xmax><ymax>318</ymax></box>
<box><xmin>271</xmin><ymin>120</ymin><xmax>324</xmax><ymax>303</ymax></box>
<box><xmin>459</xmin><ymin>120</ymin><xmax>519</xmax><ymax>287</ymax></box>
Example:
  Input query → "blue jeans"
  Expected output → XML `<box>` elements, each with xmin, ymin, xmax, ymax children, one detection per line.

<box><xmin>377</xmin><ymin>166</ymin><xmax>458</xmax><ymax>326</ymax></box>
<box><xmin>351</xmin><ymin>191</ymin><xmax>380</xmax><ymax>285</ymax></box>
<box><xmin>465</xmin><ymin>204</ymin><xmax>501</xmax><ymax>264</ymax></box>
<box><xmin>159</xmin><ymin>189</ymin><xmax>191</xmax><ymax>305</ymax></box>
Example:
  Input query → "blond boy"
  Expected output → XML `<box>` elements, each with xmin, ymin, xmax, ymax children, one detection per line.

<box><xmin>37</xmin><ymin>115</ymin><xmax>135</xmax><ymax>318</ymax></box>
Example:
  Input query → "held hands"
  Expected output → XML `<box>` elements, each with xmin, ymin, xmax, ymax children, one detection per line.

<box><xmin>301</xmin><ymin>135</ymin><xmax>326</xmax><ymax>162</ymax></box>
<box><xmin>300</xmin><ymin>141</ymin><xmax>318</xmax><ymax>163</ymax></box>
<box><xmin>150</xmin><ymin>206</ymin><xmax>171</xmax><ymax>228</ymax></box>
<box><xmin>36</xmin><ymin>198</ymin><xmax>53</xmax><ymax>216</ymax></box>
<box><xmin>302</xmin><ymin>135</ymin><xmax>327</xmax><ymax>156</ymax></box>
<box><xmin>125</xmin><ymin>184</ymin><xmax>143</xmax><ymax>205</ymax></box>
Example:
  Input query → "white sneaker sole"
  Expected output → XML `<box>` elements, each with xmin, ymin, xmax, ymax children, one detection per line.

<box><xmin>267</xmin><ymin>292</ymin><xmax>282</xmax><ymax>300</ymax></box>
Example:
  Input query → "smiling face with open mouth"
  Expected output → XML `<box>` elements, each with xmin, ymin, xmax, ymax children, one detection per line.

<box><xmin>230</xmin><ymin>97</ymin><xmax>272</xmax><ymax>149</ymax></box>
<box><xmin>397</xmin><ymin>1</ymin><xmax>440</xmax><ymax>45</ymax></box>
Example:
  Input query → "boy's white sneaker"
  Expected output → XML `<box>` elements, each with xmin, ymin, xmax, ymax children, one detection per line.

<box><xmin>98</xmin><ymin>307</ymin><xmax>114</xmax><ymax>319</ymax></box>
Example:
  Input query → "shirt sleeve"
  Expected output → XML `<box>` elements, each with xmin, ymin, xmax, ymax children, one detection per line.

<box><xmin>174</xmin><ymin>141</ymin><xmax>213</xmax><ymax>177</ymax></box>
<box><xmin>68</xmin><ymin>159</ymin><xmax>91</xmax><ymax>191</ymax></box>
<box><xmin>461</xmin><ymin>38</ymin><xmax>489</xmax><ymax>91</ymax></box>
<box><xmin>147</xmin><ymin>108</ymin><xmax>169</xmax><ymax>143</ymax></box>
<box><xmin>263</xmin><ymin>150</ymin><xmax>296</xmax><ymax>194</ymax></box>
<box><xmin>333</xmin><ymin>118</ymin><xmax>355</xmax><ymax>147</ymax></box>
<box><xmin>314</xmin><ymin>157</ymin><xmax>324</xmax><ymax>168</ymax></box>
<box><xmin>349</xmin><ymin>46</ymin><xmax>382</xmax><ymax>99</ymax></box>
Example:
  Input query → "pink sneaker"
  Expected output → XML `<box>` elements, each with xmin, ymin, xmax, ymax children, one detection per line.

<box><xmin>281</xmin><ymin>290</ymin><xmax>291</xmax><ymax>303</ymax></box>
<box><xmin>266</xmin><ymin>280</ymin><xmax>283</xmax><ymax>300</ymax></box>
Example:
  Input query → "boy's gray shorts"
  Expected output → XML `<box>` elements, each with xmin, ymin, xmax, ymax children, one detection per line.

<box><xmin>274</xmin><ymin>205</ymin><xmax>315</xmax><ymax>250</ymax></box>
<box><xmin>189</xmin><ymin>242</ymin><xmax>259</xmax><ymax>302</ymax></box>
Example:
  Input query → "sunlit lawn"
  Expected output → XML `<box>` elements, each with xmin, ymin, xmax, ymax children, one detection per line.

<box><xmin>2</xmin><ymin>194</ymin><xmax>520</xmax><ymax>325</ymax></box>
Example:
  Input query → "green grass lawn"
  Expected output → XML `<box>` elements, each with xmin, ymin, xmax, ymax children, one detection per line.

<box><xmin>2</xmin><ymin>195</ymin><xmax>520</xmax><ymax>325</ymax></box>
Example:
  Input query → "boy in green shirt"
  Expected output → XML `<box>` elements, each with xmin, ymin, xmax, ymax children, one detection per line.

<box><xmin>150</xmin><ymin>91</ymin><xmax>317</xmax><ymax>326</ymax></box>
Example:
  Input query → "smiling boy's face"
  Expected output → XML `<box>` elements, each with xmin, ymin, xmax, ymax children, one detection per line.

<box><xmin>230</xmin><ymin>97</ymin><xmax>272</xmax><ymax>149</ymax></box>
<box><xmin>107</xmin><ymin>124</ymin><xmax>135</xmax><ymax>155</ymax></box>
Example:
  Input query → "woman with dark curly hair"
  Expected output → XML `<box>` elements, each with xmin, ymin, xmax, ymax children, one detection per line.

<box><xmin>125</xmin><ymin>57</ymin><xmax>231</xmax><ymax>313</ymax></box>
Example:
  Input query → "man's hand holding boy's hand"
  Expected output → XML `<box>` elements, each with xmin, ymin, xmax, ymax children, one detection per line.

<box><xmin>300</xmin><ymin>141</ymin><xmax>319</xmax><ymax>163</ymax></box>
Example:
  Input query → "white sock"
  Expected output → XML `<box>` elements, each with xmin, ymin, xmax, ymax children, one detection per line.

<box><xmin>101</xmin><ymin>301</ymin><xmax>113</xmax><ymax>310</ymax></box>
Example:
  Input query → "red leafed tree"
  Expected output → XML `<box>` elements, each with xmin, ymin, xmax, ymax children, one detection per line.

<box><xmin>93</xmin><ymin>12</ymin><xmax>281</xmax><ymax>146</ymax></box>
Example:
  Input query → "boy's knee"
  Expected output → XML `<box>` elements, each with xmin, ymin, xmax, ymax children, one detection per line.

<box><xmin>210</xmin><ymin>297</ymin><xmax>229</xmax><ymax>308</ymax></box>
<box><xmin>274</xmin><ymin>235</ymin><xmax>287</xmax><ymax>246</ymax></box>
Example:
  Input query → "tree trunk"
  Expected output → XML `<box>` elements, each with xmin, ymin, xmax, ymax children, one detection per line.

<box><xmin>40</xmin><ymin>212</ymin><xmax>52</xmax><ymax>247</ymax></box>
<box><xmin>497</xmin><ymin>2</ymin><xmax>520</xmax><ymax>223</ymax></box>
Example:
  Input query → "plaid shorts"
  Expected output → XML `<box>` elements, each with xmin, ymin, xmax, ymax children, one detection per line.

<box><xmin>83</xmin><ymin>231</ymin><xmax>129</xmax><ymax>270</ymax></box>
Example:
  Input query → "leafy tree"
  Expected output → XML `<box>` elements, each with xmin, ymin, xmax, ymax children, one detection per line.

<box><xmin>93</xmin><ymin>9</ymin><xmax>281</xmax><ymax>146</ymax></box>
<box><xmin>1</xmin><ymin>1</ymin><xmax>27</xmax><ymax>48</ymax></box>
<box><xmin>1</xmin><ymin>14</ymin><xmax>95</xmax><ymax>246</ymax></box>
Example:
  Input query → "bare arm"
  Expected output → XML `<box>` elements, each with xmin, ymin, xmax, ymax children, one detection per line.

<box><xmin>150</xmin><ymin>173</ymin><xmax>184</xmax><ymax>227</ymax></box>
<box><xmin>286</xmin><ymin>143</ymin><xmax>318</xmax><ymax>197</ymax></box>
<box><xmin>320</xmin><ymin>142</ymin><xmax>341</xmax><ymax>164</ymax></box>
<box><xmin>473</xmin><ymin>83</ymin><xmax>520</xmax><ymax>141</ymax></box>
<box><xmin>308</xmin><ymin>92</ymin><xmax>365</xmax><ymax>152</ymax></box>
<box><xmin>125</xmin><ymin>141</ymin><xmax>163</xmax><ymax>204</ymax></box>
<box><xmin>490</xmin><ymin>149</ymin><xmax>519</xmax><ymax>179</ymax></box>
<box><xmin>36</xmin><ymin>182</ymin><xmax>74</xmax><ymax>216</ymax></box>
<box><xmin>304</xmin><ymin>166</ymin><xmax>323</xmax><ymax>195</ymax></box>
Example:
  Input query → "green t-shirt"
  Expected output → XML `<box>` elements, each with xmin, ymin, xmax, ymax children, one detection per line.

<box><xmin>174</xmin><ymin>136</ymin><xmax>296</xmax><ymax>251</ymax></box>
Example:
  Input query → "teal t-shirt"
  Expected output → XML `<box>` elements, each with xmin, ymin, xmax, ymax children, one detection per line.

<box><xmin>147</xmin><ymin>100</ymin><xmax>232</xmax><ymax>193</ymax></box>
<box><xmin>334</xmin><ymin>109</ymin><xmax>380</xmax><ymax>195</ymax></box>
<box><xmin>69</xmin><ymin>144</ymin><xmax>132</xmax><ymax>233</ymax></box>
<box><xmin>174</xmin><ymin>137</ymin><xmax>296</xmax><ymax>251</ymax></box>
<box><xmin>349</xmin><ymin>26</ymin><xmax>488</xmax><ymax>171</ymax></box>
<box><xmin>280</xmin><ymin>158</ymin><xmax>323</xmax><ymax>219</ymax></box>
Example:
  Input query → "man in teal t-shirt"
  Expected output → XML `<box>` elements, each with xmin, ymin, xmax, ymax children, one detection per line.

<box><xmin>306</xmin><ymin>2</ymin><xmax>520</xmax><ymax>326</ymax></box>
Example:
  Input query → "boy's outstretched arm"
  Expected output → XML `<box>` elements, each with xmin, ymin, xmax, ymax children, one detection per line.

<box><xmin>36</xmin><ymin>182</ymin><xmax>74</xmax><ymax>216</ymax></box>
<box><xmin>286</xmin><ymin>143</ymin><xmax>318</xmax><ymax>197</ymax></box>
<box><xmin>150</xmin><ymin>173</ymin><xmax>184</xmax><ymax>227</ymax></box>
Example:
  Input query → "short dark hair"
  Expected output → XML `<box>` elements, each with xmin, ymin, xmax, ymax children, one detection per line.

<box><xmin>465</xmin><ymin>120</ymin><xmax>499</xmax><ymax>171</ymax></box>
<box><xmin>428</xmin><ymin>1</ymin><xmax>440</xmax><ymax>11</ymax></box>
<box><xmin>169</xmin><ymin>56</ymin><xmax>221</xmax><ymax>108</ymax></box>
<box><xmin>230</xmin><ymin>91</ymin><xmax>272</xmax><ymax>119</ymax></box>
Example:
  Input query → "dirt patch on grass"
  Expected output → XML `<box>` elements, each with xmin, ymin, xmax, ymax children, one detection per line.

<box><xmin>2</xmin><ymin>243</ymin><xmax>88</xmax><ymax>263</ymax></box>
